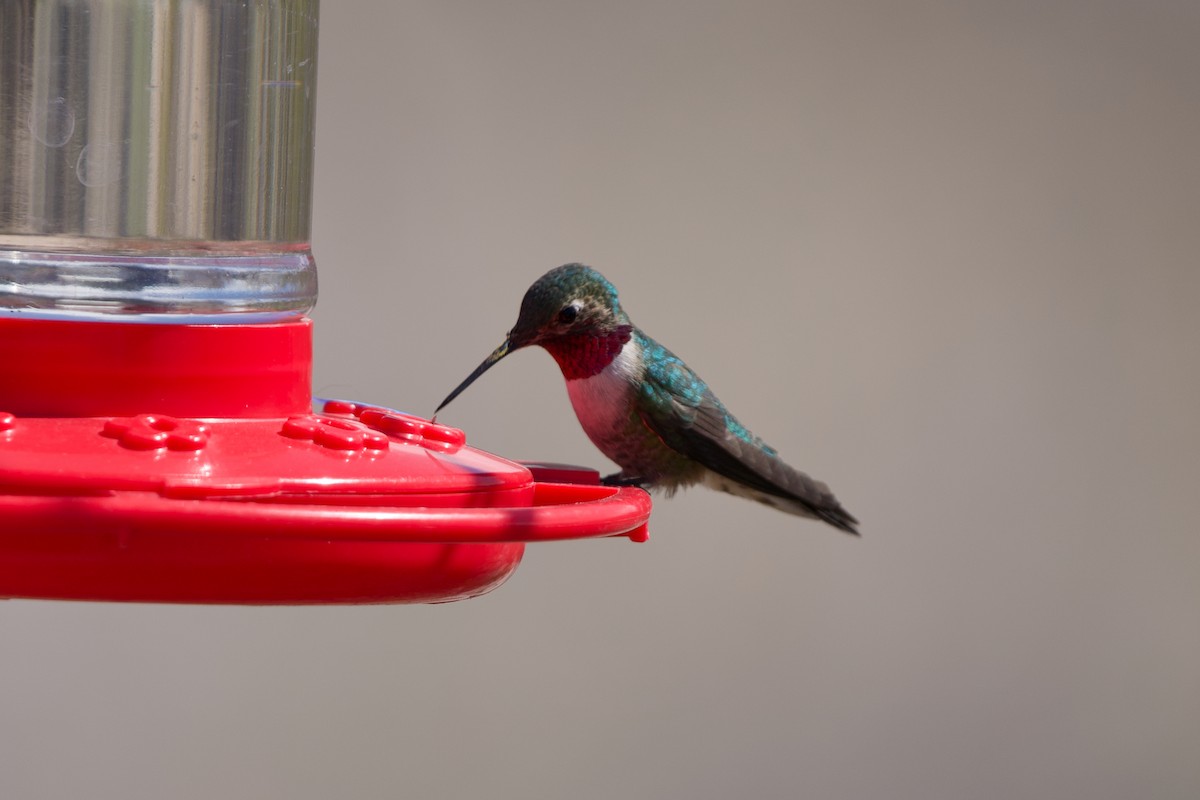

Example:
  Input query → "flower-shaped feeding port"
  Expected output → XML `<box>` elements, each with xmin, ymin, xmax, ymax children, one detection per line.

<box><xmin>281</xmin><ymin>414</ymin><xmax>391</xmax><ymax>452</ymax></box>
<box><xmin>103</xmin><ymin>415</ymin><xmax>211</xmax><ymax>451</ymax></box>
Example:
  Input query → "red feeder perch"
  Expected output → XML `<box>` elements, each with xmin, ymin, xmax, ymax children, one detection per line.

<box><xmin>0</xmin><ymin>1</ymin><xmax>651</xmax><ymax>604</ymax></box>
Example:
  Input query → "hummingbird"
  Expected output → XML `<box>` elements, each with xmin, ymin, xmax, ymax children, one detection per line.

<box><xmin>434</xmin><ymin>263</ymin><xmax>858</xmax><ymax>535</ymax></box>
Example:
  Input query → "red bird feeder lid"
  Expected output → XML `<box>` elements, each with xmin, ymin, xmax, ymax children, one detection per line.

<box><xmin>0</xmin><ymin>317</ymin><xmax>651</xmax><ymax>604</ymax></box>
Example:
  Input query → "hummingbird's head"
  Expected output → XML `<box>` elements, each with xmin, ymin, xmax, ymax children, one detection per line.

<box><xmin>507</xmin><ymin>263</ymin><xmax>629</xmax><ymax>349</ymax></box>
<box><xmin>434</xmin><ymin>263</ymin><xmax>634</xmax><ymax>415</ymax></box>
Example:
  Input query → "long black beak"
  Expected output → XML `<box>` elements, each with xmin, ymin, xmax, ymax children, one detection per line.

<box><xmin>433</xmin><ymin>339</ymin><xmax>514</xmax><ymax>417</ymax></box>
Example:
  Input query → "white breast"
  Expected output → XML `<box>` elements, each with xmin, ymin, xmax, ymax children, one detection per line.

<box><xmin>564</xmin><ymin>337</ymin><xmax>643</xmax><ymax>446</ymax></box>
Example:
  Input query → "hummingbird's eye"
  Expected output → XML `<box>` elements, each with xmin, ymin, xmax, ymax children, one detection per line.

<box><xmin>557</xmin><ymin>304</ymin><xmax>579</xmax><ymax>325</ymax></box>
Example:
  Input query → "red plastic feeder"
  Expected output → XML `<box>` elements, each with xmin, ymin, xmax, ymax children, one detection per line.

<box><xmin>0</xmin><ymin>317</ymin><xmax>651</xmax><ymax>604</ymax></box>
<box><xmin>0</xmin><ymin>1</ymin><xmax>650</xmax><ymax>604</ymax></box>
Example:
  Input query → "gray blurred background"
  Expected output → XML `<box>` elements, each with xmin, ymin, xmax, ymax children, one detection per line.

<box><xmin>3</xmin><ymin>2</ymin><xmax>1198</xmax><ymax>798</ymax></box>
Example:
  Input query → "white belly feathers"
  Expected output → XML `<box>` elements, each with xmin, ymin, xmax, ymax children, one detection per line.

<box><xmin>564</xmin><ymin>336</ymin><xmax>643</xmax><ymax>447</ymax></box>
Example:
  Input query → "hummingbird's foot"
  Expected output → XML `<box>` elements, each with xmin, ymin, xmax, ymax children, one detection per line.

<box><xmin>601</xmin><ymin>473</ymin><xmax>649</xmax><ymax>489</ymax></box>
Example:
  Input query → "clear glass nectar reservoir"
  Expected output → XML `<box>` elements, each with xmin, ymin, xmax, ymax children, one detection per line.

<box><xmin>0</xmin><ymin>0</ymin><xmax>319</xmax><ymax>320</ymax></box>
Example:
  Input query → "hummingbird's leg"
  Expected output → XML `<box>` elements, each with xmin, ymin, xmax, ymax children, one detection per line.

<box><xmin>601</xmin><ymin>472</ymin><xmax>649</xmax><ymax>488</ymax></box>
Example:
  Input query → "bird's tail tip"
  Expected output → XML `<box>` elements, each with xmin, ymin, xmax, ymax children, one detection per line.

<box><xmin>820</xmin><ymin>507</ymin><xmax>860</xmax><ymax>536</ymax></box>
